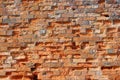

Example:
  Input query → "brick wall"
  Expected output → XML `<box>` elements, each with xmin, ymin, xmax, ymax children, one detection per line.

<box><xmin>0</xmin><ymin>0</ymin><xmax>120</xmax><ymax>80</ymax></box>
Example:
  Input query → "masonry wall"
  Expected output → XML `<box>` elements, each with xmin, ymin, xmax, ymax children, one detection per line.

<box><xmin>0</xmin><ymin>0</ymin><xmax>120</xmax><ymax>80</ymax></box>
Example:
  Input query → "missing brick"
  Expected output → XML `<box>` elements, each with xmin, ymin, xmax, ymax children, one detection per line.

<box><xmin>31</xmin><ymin>74</ymin><xmax>37</xmax><ymax>80</ymax></box>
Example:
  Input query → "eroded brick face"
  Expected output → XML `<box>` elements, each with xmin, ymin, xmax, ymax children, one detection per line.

<box><xmin>0</xmin><ymin>0</ymin><xmax>120</xmax><ymax>80</ymax></box>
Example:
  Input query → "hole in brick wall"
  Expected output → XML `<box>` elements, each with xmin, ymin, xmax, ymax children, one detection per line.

<box><xmin>71</xmin><ymin>6</ymin><xmax>77</xmax><ymax>11</ymax></box>
<box><xmin>72</xmin><ymin>7</ymin><xmax>76</xmax><ymax>11</ymax></box>
<box><xmin>104</xmin><ymin>14</ymin><xmax>109</xmax><ymax>17</ymax></box>
<box><xmin>98</xmin><ymin>0</ymin><xmax>105</xmax><ymax>3</ymax></box>
<box><xmin>31</xmin><ymin>63</ymin><xmax>37</xmax><ymax>72</ymax></box>
<box><xmin>71</xmin><ymin>42</ymin><xmax>77</xmax><ymax>49</ymax></box>
<box><xmin>32</xmin><ymin>74</ymin><xmax>38</xmax><ymax>80</ymax></box>
<box><xmin>31</xmin><ymin>67</ymin><xmax>36</xmax><ymax>72</ymax></box>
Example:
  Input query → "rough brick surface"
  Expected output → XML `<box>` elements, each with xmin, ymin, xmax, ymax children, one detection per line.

<box><xmin>0</xmin><ymin>0</ymin><xmax>120</xmax><ymax>80</ymax></box>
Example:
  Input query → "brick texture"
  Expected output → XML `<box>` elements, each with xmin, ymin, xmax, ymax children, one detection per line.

<box><xmin>0</xmin><ymin>0</ymin><xmax>120</xmax><ymax>80</ymax></box>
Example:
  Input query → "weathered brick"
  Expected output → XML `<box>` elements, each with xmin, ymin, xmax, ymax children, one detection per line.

<box><xmin>14</xmin><ymin>0</ymin><xmax>21</xmax><ymax>5</ymax></box>
<box><xmin>43</xmin><ymin>62</ymin><xmax>63</xmax><ymax>68</ymax></box>
<box><xmin>39</xmin><ymin>29</ymin><xmax>46</xmax><ymax>35</ymax></box>
<box><xmin>2</xmin><ymin>18</ymin><xmax>10</xmax><ymax>24</ymax></box>
<box><xmin>6</xmin><ymin>30</ymin><xmax>13</xmax><ymax>36</ymax></box>
<box><xmin>107</xmin><ymin>49</ymin><xmax>114</xmax><ymax>54</ymax></box>
<box><xmin>89</xmin><ymin>49</ymin><xmax>97</xmax><ymax>54</ymax></box>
